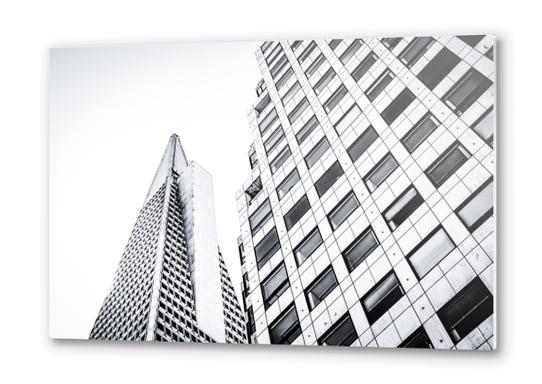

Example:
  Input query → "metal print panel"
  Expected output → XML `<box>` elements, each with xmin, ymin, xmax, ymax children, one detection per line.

<box><xmin>50</xmin><ymin>35</ymin><xmax>496</xmax><ymax>350</ymax></box>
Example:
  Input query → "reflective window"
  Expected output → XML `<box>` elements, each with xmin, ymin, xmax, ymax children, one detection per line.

<box><xmin>366</xmin><ymin>68</ymin><xmax>395</xmax><ymax>101</ymax></box>
<box><xmin>305</xmin><ymin>137</ymin><xmax>331</xmax><ymax>169</ymax></box>
<box><xmin>284</xmin><ymin>194</ymin><xmax>311</xmax><ymax>230</ymax></box>
<box><xmin>269</xmin><ymin>304</ymin><xmax>301</xmax><ymax>344</ymax></box>
<box><xmin>276</xmin><ymin>169</ymin><xmax>300</xmax><ymax>200</ymax></box>
<box><xmin>398</xmin><ymin>37</ymin><xmax>434</xmax><ymax>68</ymax></box>
<box><xmin>382</xmin><ymin>37</ymin><xmax>402</xmax><ymax>50</ymax></box>
<box><xmin>323</xmin><ymin>85</ymin><xmax>348</xmax><ymax>113</ymax></box>
<box><xmin>425</xmin><ymin>141</ymin><xmax>470</xmax><ymax>187</ymax></box>
<box><xmin>248</xmin><ymin>199</ymin><xmax>272</xmax><ymax>234</ymax></box>
<box><xmin>254</xmin><ymin>228</ymin><xmax>280</xmax><ymax>269</ymax></box>
<box><xmin>314</xmin><ymin>161</ymin><xmax>344</xmax><ymax>197</ymax></box>
<box><xmin>306</xmin><ymin>54</ymin><xmax>326</xmax><ymax>77</ymax></box>
<box><xmin>340</xmin><ymin>39</ymin><xmax>363</xmax><ymax>64</ymax></box>
<box><xmin>318</xmin><ymin>313</ymin><xmax>358</xmax><ymax>346</ymax></box>
<box><xmin>314</xmin><ymin>68</ymin><xmax>336</xmax><ymax>94</ymax></box>
<box><xmin>347</xmin><ymin>125</ymin><xmax>378</xmax><ymax>162</ymax></box>
<box><xmin>455</xmin><ymin>178</ymin><xmax>493</xmax><ymax>232</ymax></box>
<box><xmin>471</xmin><ymin>107</ymin><xmax>494</xmax><ymax>146</ymax></box>
<box><xmin>293</xmin><ymin>227</ymin><xmax>323</xmax><ymax>266</ymax></box>
<box><xmin>383</xmin><ymin>185</ymin><xmax>424</xmax><ymax>230</ymax></box>
<box><xmin>443</xmin><ymin>68</ymin><xmax>492</xmax><ymax>115</ymax></box>
<box><xmin>399</xmin><ymin>326</ymin><xmax>433</xmax><ymax>349</ymax></box>
<box><xmin>351</xmin><ymin>51</ymin><xmax>377</xmax><ymax>82</ymax></box>
<box><xmin>407</xmin><ymin>226</ymin><xmax>455</xmax><ymax>279</ymax></box>
<box><xmin>401</xmin><ymin>112</ymin><xmax>440</xmax><ymax>153</ymax></box>
<box><xmin>328</xmin><ymin>191</ymin><xmax>360</xmax><ymax>230</ymax></box>
<box><xmin>298</xmin><ymin>41</ymin><xmax>317</xmax><ymax>63</ymax></box>
<box><xmin>342</xmin><ymin>227</ymin><xmax>379</xmax><ymax>272</ymax></box>
<box><xmin>305</xmin><ymin>266</ymin><xmax>338</xmax><ymax>310</ymax></box>
<box><xmin>269</xmin><ymin>145</ymin><xmax>291</xmax><ymax>174</ymax></box>
<box><xmin>263</xmin><ymin>126</ymin><xmax>285</xmax><ymax>155</ymax></box>
<box><xmin>381</xmin><ymin>88</ymin><xmax>416</xmax><ymax>125</ymax></box>
<box><xmin>364</xmin><ymin>152</ymin><xmax>399</xmax><ymax>191</ymax></box>
<box><xmin>334</xmin><ymin>104</ymin><xmax>362</xmax><ymax>135</ymax></box>
<box><xmin>281</xmin><ymin>81</ymin><xmax>301</xmax><ymax>106</ymax></box>
<box><xmin>288</xmin><ymin>97</ymin><xmax>310</xmax><ymax>124</ymax></box>
<box><xmin>295</xmin><ymin>115</ymin><xmax>319</xmax><ymax>145</ymax></box>
<box><xmin>418</xmin><ymin>47</ymin><xmax>460</xmax><ymax>90</ymax></box>
<box><xmin>362</xmin><ymin>271</ymin><xmax>405</xmax><ymax>324</ymax></box>
<box><xmin>328</xmin><ymin>39</ymin><xmax>342</xmax><ymax>50</ymax></box>
<box><xmin>262</xmin><ymin>263</ymin><xmax>289</xmax><ymax>308</ymax></box>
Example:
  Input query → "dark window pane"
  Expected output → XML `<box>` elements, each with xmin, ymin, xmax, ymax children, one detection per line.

<box><xmin>437</xmin><ymin>277</ymin><xmax>493</xmax><ymax>343</ymax></box>
<box><xmin>366</xmin><ymin>69</ymin><xmax>395</xmax><ymax>101</ymax></box>
<box><xmin>264</xmin><ymin>126</ymin><xmax>285</xmax><ymax>154</ymax></box>
<box><xmin>245</xmin><ymin>176</ymin><xmax>262</xmax><ymax>201</ymax></box>
<box><xmin>314</xmin><ymin>68</ymin><xmax>336</xmax><ymax>94</ymax></box>
<box><xmin>342</xmin><ymin>227</ymin><xmax>379</xmax><ymax>272</ymax></box>
<box><xmin>305</xmin><ymin>266</ymin><xmax>338</xmax><ymax>309</ymax></box>
<box><xmin>276</xmin><ymin>67</ymin><xmax>294</xmax><ymax>90</ymax></box>
<box><xmin>281</xmin><ymin>81</ymin><xmax>301</xmax><ymax>106</ymax></box>
<box><xmin>276</xmin><ymin>169</ymin><xmax>300</xmax><ymax>200</ymax></box>
<box><xmin>328</xmin><ymin>191</ymin><xmax>360</xmax><ymax>230</ymax></box>
<box><xmin>298</xmin><ymin>41</ymin><xmax>317</xmax><ymax>63</ymax></box>
<box><xmin>458</xmin><ymin>35</ymin><xmax>484</xmax><ymax>48</ymax></box>
<box><xmin>305</xmin><ymin>137</ymin><xmax>331</xmax><ymax>169</ymax></box>
<box><xmin>364</xmin><ymin>152</ymin><xmax>399</xmax><ymax>191</ymax></box>
<box><xmin>288</xmin><ymin>97</ymin><xmax>310</xmax><ymax>124</ymax></box>
<box><xmin>425</xmin><ymin>141</ymin><xmax>470</xmax><ymax>187</ymax></box>
<box><xmin>334</xmin><ymin>104</ymin><xmax>362</xmax><ymax>135</ymax></box>
<box><xmin>381</xmin><ymin>88</ymin><xmax>416</xmax><ymax>125</ymax></box>
<box><xmin>418</xmin><ymin>47</ymin><xmax>460</xmax><ymax>90</ymax></box>
<box><xmin>399</xmin><ymin>326</ymin><xmax>433</xmax><ymax>348</ymax></box>
<box><xmin>323</xmin><ymin>85</ymin><xmax>348</xmax><ymax>113</ymax></box>
<box><xmin>249</xmin><ymin>199</ymin><xmax>272</xmax><ymax>234</ymax></box>
<box><xmin>362</xmin><ymin>271</ymin><xmax>405</xmax><ymax>324</ymax></box>
<box><xmin>329</xmin><ymin>39</ymin><xmax>342</xmax><ymax>50</ymax></box>
<box><xmin>382</xmin><ymin>37</ymin><xmax>401</xmax><ymax>50</ymax></box>
<box><xmin>455</xmin><ymin>178</ymin><xmax>493</xmax><ymax>232</ymax></box>
<box><xmin>293</xmin><ymin>227</ymin><xmax>323</xmax><ymax>266</ymax></box>
<box><xmin>398</xmin><ymin>37</ymin><xmax>434</xmax><ymax>68</ymax></box>
<box><xmin>318</xmin><ymin>313</ymin><xmax>358</xmax><ymax>346</ymax></box>
<box><xmin>401</xmin><ymin>112</ymin><xmax>440</xmax><ymax>153</ymax></box>
<box><xmin>340</xmin><ymin>39</ymin><xmax>363</xmax><ymax>64</ymax></box>
<box><xmin>269</xmin><ymin>304</ymin><xmax>301</xmax><ymax>344</ymax></box>
<box><xmin>262</xmin><ymin>263</ymin><xmax>289</xmax><ymax>308</ymax></box>
<box><xmin>270</xmin><ymin>55</ymin><xmax>288</xmax><ymax>79</ymax></box>
<box><xmin>383</xmin><ymin>185</ymin><xmax>424</xmax><ymax>230</ymax></box>
<box><xmin>255</xmin><ymin>228</ymin><xmax>280</xmax><ymax>269</ymax></box>
<box><xmin>284</xmin><ymin>195</ymin><xmax>311</xmax><ymax>230</ymax></box>
<box><xmin>314</xmin><ymin>161</ymin><xmax>344</xmax><ymax>197</ymax></box>
<box><xmin>306</xmin><ymin>54</ymin><xmax>326</xmax><ymax>77</ymax></box>
<box><xmin>290</xmin><ymin>40</ymin><xmax>302</xmax><ymax>51</ymax></box>
<box><xmin>269</xmin><ymin>146</ymin><xmax>291</xmax><ymax>174</ymax></box>
<box><xmin>295</xmin><ymin>115</ymin><xmax>319</xmax><ymax>144</ymax></box>
<box><xmin>258</xmin><ymin>108</ymin><xmax>278</xmax><ymax>135</ymax></box>
<box><xmin>352</xmin><ymin>51</ymin><xmax>377</xmax><ymax>82</ymax></box>
<box><xmin>347</xmin><ymin>125</ymin><xmax>378</xmax><ymax>162</ymax></box>
<box><xmin>443</xmin><ymin>68</ymin><xmax>492</xmax><ymax>115</ymax></box>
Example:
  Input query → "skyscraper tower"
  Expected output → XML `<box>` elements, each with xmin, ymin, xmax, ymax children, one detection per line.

<box><xmin>90</xmin><ymin>134</ymin><xmax>246</xmax><ymax>343</ymax></box>
<box><xmin>237</xmin><ymin>36</ymin><xmax>495</xmax><ymax>349</ymax></box>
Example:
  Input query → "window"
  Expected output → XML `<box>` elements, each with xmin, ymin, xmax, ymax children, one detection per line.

<box><xmin>328</xmin><ymin>191</ymin><xmax>360</xmax><ymax>230</ymax></box>
<box><xmin>306</xmin><ymin>54</ymin><xmax>326</xmax><ymax>77</ymax></box>
<box><xmin>269</xmin><ymin>145</ymin><xmax>291</xmax><ymax>174</ymax></box>
<box><xmin>258</xmin><ymin>108</ymin><xmax>278</xmax><ymax>135</ymax></box>
<box><xmin>314</xmin><ymin>68</ymin><xmax>336</xmax><ymax>94</ymax></box>
<box><xmin>269</xmin><ymin>304</ymin><xmax>301</xmax><ymax>344</ymax></box>
<box><xmin>399</xmin><ymin>326</ymin><xmax>433</xmax><ymax>348</ymax></box>
<box><xmin>328</xmin><ymin>39</ymin><xmax>342</xmax><ymax>50</ymax></box>
<box><xmin>298</xmin><ymin>41</ymin><xmax>317</xmax><ymax>63</ymax></box>
<box><xmin>437</xmin><ymin>277</ymin><xmax>493</xmax><ymax>343</ymax></box>
<box><xmin>261</xmin><ymin>263</ymin><xmax>289</xmax><ymax>309</ymax></box>
<box><xmin>295</xmin><ymin>115</ymin><xmax>319</xmax><ymax>144</ymax></box>
<box><xmin>276</xmin><ymin>169</ymin><xmax>300</xmax><ymax>200</ymax></box>
<box><xmin>417</xmin><ymin>47</ymin><xmax>460</xmax><ymax>90</ymax></box>
<box><xmin>443</xmin><ymin>68</ymin><xmax>492</xmax><ymax>115</ymax></box>
<box><xmin>305</xmin><ymin>266</ymin><xmax>338</xmax><ymax>310</ymax></box>
<box><xmin>425</xmin><ymin>141</ymin><xmax>470</xmax><ymax>188</ymax></box>
<box><xmin>245</xmin><ymin>176</ymin><xmax>262</xmax><ymax>201</ymax></box>
<box><xmin>255</xmin><ymin>93</ymin><xmax>271</xmax><ymax>114</ymax></box>
<box><xmin>249</xmin><ymin>199</ymin><xmax>272</xmax><ymax>234</ymax></box>
<box><xmin>334</xmin><ymin>104</ymin><xmax>362</xmax><ymax>135</ymax></box>
<box><xmin>381</xmin><ymin>88</ymin><xmax>416</xmax><ymax>125</ymax></box>
<box><xmin>361</xmin><ymin>271</ymin><xmax>405</xmax><ymax>325</ymax></box>
<box><xmin>254</xmin><ymin>228</ymin><xmax>280</xmax><ymax>269</ymax></box>
<box><xmin>290</xmin><ymin>40</ymin><xmax>302</xmax><ymax>51</ymax></box>
<box><xmin>265</xmin><ymin>43</ymin><xmax>282</xmax><ymax>64</ymax></box>
<box><xmin>305</xmin><ymin>137</ymin><xmax>331</xmax><ymax>169</ymax></box>
<box><xmin>407</xmin><ymin>226</ymin><xmax>455</xmax><ymax>279</ymax></box>
<box><xmin>366</xmin><ymin>68</ymin><xmax>395</xmax><ymax>101</ymax></box>
<box><xmin>351</xmin><ymin>51</ymin><xmax>377</xmax><ymax>82</ymax></box>
<box><xmin>323</xmin><ymin>85</ymin><xmax>348</xmax><ymax>113</ymax></box>
<box><xmin>318</xmin><ymin>313</ymin><xmax>358</xmax><ymax>346</ymax></box>
<box><xmin>401</xmin><ymin>112</ymin><xmax>440</xmax><ymax>153</ymax></box>
<box><xmin>471</xmin><ymin>107</ymin><xmax>494</xmax><ymax>146</ymax></box>
<box><xmin>347</xmin><ymin>125</ymin><xmax>378</xmax><ymax>162</ymax></box>
<box><xmin>276</xmin><ymin>67</ymin><xmax>294</xmax><ymax>90</ymax></box>
<box><xmin>398</xmin><ymin>37</ymin><xmax>434</xmax><ymax>68</ymax></box>
<box><xmin>342</xmin><ymin>227</ymin><xmax>379</xmax><ymax>272</ymax></box>
<box><xmin>263</xmin><ymin>126</ymin><xmax>285</xmax><ymax>155</ymax></box>
<box><xmin>364</xmin><ymin>153</ymin><xmax>399</xmax><ymax>191</ymax></box>
<box><xmin>458</xmin><ymin>35</ymin><xmax>484</xmax><ymax>48</ymax></box>
<box><xmin>485</xmin><ymin>47</ymin><xmax>493</xmax><ymax>60</ymax></box>
<box><xmin>340</xmin><ymin>39</ymin><xmax>362</xmax><ymax>64</ymax></box>
<box><xmin>382</xmin><ymin>37</ymin><xmax>401</xmax><ymax>50</ymax></box>
<box><xmin>383</xmin><ymin>185</ymin><xmax>424</xmax><ymax>230</ymax></box>
<box><xmin>281</xmin><ymin>81</ymin><xmax>301</xmax><ymax>106</ymax></box>
<box><xmin>261</xmin><ymin>41</ymin><xmax>273</xmax><ymax>53</ymax></box>
<box><xmin>288</xmin><ymin>97</ymin><xmax>310</xmax><ymax>124</ymax></box>
<box><xmin>284</xmin><ymin>194</ymin><xmax>311</xmax><ymax>230</ymax></box>
<box><xmin>314</xmin><ymin>161</ymin><xmax>344</xmax><ymax>197</ymax></box>
<box><xmin>455</xmin><ymin>178</ymin><xmax>493</xmax><ymax>232</ymax></box>
<box><xmin>270</xmin><ymin>55</ymin><xmax>288</xmax><ymax>79</ymax></box>
<box><xmin>248</xmin><ymin>146</ymin><xmax>258</xmax><ymax>169</ymax></box>
<box><xmin>293</xmin><ymin>227</ymin><xmax>323</xmax><ymax>266</ymax></box>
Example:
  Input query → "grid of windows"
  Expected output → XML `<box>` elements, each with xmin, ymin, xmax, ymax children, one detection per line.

<box><xmin>239</xmin><ymin>35</ymin><xmax>495</xmax><ymax>350</ymax></box>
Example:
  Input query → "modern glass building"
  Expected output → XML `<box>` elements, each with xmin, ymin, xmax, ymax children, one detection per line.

<box><xmin>90</xmin><ymin>134</ymin><xmax>246</xmax><ymax>343</ymax></box>
<box><xmin>237</xmin><ymin>35</ymin><xmax>495</xmax><ymax>349</ymax></box>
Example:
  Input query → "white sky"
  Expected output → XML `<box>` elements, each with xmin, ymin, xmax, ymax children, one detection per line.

<box><xmin>49</xmin><ymin>41</ymin><xmax>262</xmax><ymax>339</ymax></box>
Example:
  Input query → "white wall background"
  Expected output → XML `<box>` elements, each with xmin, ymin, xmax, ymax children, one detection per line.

<box><xmin>0</xmin><ymin>0</ymin><xmax>541</xmax><ymax>382</ymax></box>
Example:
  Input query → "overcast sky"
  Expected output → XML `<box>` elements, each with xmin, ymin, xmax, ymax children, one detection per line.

<box><xmin>49</xmin><ymin>41</ymin><xmax>262</xmax><ymax>339</ymax></box>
